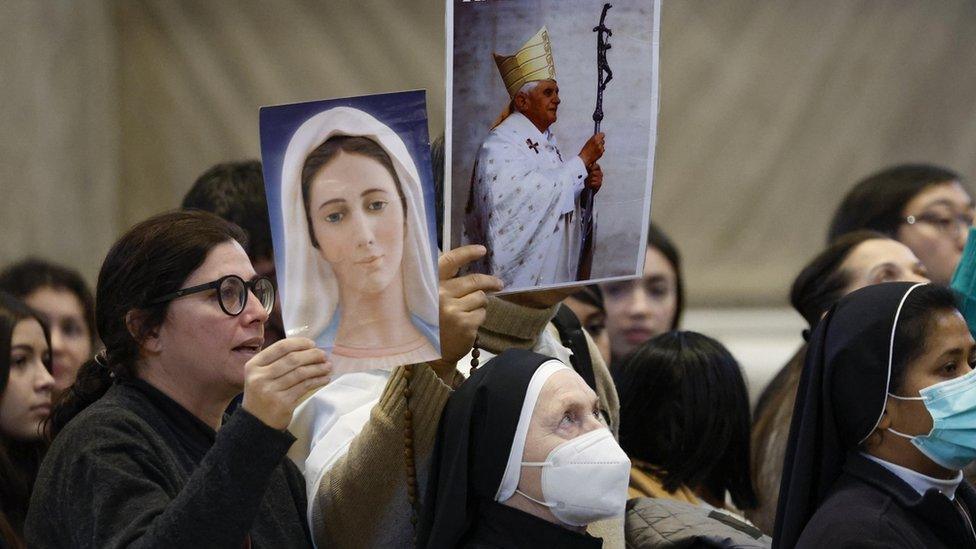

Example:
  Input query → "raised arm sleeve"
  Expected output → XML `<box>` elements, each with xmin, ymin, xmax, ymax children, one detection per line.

<box><xmin>309</xmin><ymin>364</ymin><xmax>451</xmax><ymax>549</ymax></box>
<box><xmin>27</xmin><ymin>408</ymin><xmax>298</xmax><ymax>549</ymax></box>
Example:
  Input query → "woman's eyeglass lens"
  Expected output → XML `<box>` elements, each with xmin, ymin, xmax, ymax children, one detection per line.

<box><xmin>218</xmin><ymin>276</ymin><xmax>275</xmax><ymax>316</ymax></box>
<box><xmin>905</xmin><ymin>212</ymin><xmax>974</xmax><ymax>237</ymax></box>
<box><xmin>149</xmin><ymin>275</ymin><xmax>275</xmax><ymax>317</ymax></box>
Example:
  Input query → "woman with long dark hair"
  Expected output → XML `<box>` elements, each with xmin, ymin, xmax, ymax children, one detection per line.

<box><xmin>0</xmin><ymin>292</ymin><xmax>54</xmax><ymax>548</ymax></box>
<box><xmin>25</xmin><ymin>210</ymin><xmax>331</xmax><ymax>547</ymax></box>
<box><xmin>616</xmin><ymin>331</ymin><xmax>756</xmax><ymax>512</ymax></box>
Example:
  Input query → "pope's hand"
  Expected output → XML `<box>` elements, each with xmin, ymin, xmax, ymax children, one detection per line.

<box><xmin>241</xmin><ymin>337</ymin><xmax>331</xmax><ymax>430</ymax></box>
<box><xmin>431</xmin><ymin>245</ymin><xmax>504</xmax><ymax>384</ymax></box>
<box><xmin>579</xmin><ymin>132</ymin><xmax>606</xmax><ymax>166</ymax></box>
<box><xmin>585</xmin><ymin>162</ymin><xmax>603</xmax><ymax>193</ymax></box>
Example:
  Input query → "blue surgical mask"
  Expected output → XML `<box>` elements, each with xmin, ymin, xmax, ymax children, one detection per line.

<box><xmin>887</xmin><ymin>368</ymin><xmax>976</xmax><ymax>470</ymax></box>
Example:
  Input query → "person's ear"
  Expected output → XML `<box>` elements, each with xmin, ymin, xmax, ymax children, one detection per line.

<box><xmin>877</xmin><ymin>408</ymin><xmax>892</xmax><ymax>431</ymax></box>
<box><xmin>513</xmin><ymin>92</ymin><xmax>529</xmax><ymax>113</ymax></box>
<box><xmin>126</xmin><ymin>310</ymin><xmax>162</xmax><ymax>354</ymax></box>
<box><xmin>864</xmin><ymin>409</ymin><xmax>893</xmax><ymax>450</ymax></box>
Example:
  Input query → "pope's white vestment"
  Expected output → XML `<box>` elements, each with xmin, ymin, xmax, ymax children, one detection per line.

<box><xmin>462</xmin><ymin>112</ymin><xmax>587</xmax><ymax>287</ymax></box>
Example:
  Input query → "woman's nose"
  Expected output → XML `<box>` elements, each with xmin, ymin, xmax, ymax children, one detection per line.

<box><xmin>35</xmin><ymin>362</ymin><xmax>55</xmax><ymax>393</ymax></box>
<box><xmin>352</xmin><ymin>212</ymin><xmax>376</xmax><ymax>247</ymax></box>
<box><xmin>582</xmin><ymin>412</ymin><xmax>605</xmax><ymax>433</ymax></box>
<box><xmin>50</xmin><ymin>326</ymin><xmax>65</xmax><ymax>355</ymax></box>
<box><xmin>241</xmin><ymin>289</ymin><xmax>270</xmax><ymax>324</ymax></box>
<box><xmin>626</xmin><ymin>288</ymin><xmax>652</xmax><ymax>318</ymax></box>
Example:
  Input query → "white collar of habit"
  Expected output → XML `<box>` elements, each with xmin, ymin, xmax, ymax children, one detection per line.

<box><xmin>861</xmin><ymin>452</ymin><xmax>963</xmax><ymax>500</ymax></box>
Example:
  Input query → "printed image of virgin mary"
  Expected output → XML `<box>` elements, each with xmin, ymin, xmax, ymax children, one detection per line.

<box><xmin>279</xmin><ymin>106</ymin><xmax>440</xmax><ymax>374</ymax></box>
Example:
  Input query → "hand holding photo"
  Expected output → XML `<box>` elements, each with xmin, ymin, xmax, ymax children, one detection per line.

<box><xmin>261</xmin><ymin>92</ymin><xmax>441</xmax><ymax>376</ymax></box>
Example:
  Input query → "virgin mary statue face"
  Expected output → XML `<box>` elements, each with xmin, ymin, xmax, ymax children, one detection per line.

<box><xmin>308</xmin><ymin>150</ymin><xmax>406</xmax><ymax>295</ymax></box>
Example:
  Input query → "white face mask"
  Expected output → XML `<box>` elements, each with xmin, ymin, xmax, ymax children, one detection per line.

<box><xmin>516</xmin><ymin>428</ymin><xmax>631</xmax><ymax>527</ymax></box>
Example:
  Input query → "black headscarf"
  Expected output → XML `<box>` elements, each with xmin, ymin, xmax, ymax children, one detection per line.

<box><xmin>772</xmin><ymin>281</ymin><xmax>927</xmax><ymax>548</ymax></box>
<box><xmin>417</xmin><ymin>349</ymin><xmax>554</xmax><ymax>548</ymax></box>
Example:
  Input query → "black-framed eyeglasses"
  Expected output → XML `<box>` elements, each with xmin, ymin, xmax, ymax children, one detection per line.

<box><xmin>904</xmin><ymin>212</ymin><xmax>974</xmax><ymax>237</ymax></box>
<box><xmin>148</xmin><ymin>275</ymin><xmax>275</xmax><ymax>317</ymax></box>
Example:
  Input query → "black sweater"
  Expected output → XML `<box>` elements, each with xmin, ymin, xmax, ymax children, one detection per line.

<box><xmin>25</xmin><ymin>378</ymin><xmax>312</xmax><ymax>548</ymax></box>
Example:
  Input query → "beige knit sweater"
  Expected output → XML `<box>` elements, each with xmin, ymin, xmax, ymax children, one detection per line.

<box><xmin>310</xmin><ymin>296</ymin><xmax>622</xmax><ymax>548</ymax></box>
<box><xmin>310</xmin><ymin>364</ymin><xmax>450</xmax><ymax>548</ymax></box>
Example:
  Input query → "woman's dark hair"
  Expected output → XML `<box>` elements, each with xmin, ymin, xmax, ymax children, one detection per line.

<box><xmin>570</xmin><ymin>284</ymin><xmax>604</xmax><ymax>310</ymax></box>
<box><xmin>0</xmin><ymin>258</ymin><xmax>97</xmax><ymax>347</ymax></box>
<box><xmin>889</xmin><ymin>284</ymin><xmax>959</xmax><ymax>394</ymax></box>
<box><xmin>647</xmin><ymin>221</ymin><xmax>684</xmax><ymax>330</ymax></box>
<box><xmin>790</xmin><ymin>230</ymin><xmax>891</xmax><ymax>329</ymax></box>
<box><xmin>182</xmin><ymin>160</ymin><xmax>274</xmax><ymax>264</ymax></box>
<box><xmin>300</xmin><ymin>135</ymin><xmax>407</xmax><ymax>248</ymax></box>
<box><xmin>827</xmin><ymin>163</ymin><xmax>965</xmax><ymax>243</ymax></box>
<box><xmin>0</xmin><ymin>292</ymin><xmax>52</xmax><ymax>544</ymax></box>
<box><xmin>47</xmin><ymin>210</ymin><xmax>246</xmax><ymax>438</ymax></box>
<box><xmin>617</xmin><ymin>331</ymin><xmax>757</xmax><ymax>509</ymax></box>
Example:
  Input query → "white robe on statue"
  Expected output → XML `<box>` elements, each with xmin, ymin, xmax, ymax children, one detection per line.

<box><xmin>463</xmin><ymin>111</ymin><xmax>587</xmax><ymax>287</ymax></box>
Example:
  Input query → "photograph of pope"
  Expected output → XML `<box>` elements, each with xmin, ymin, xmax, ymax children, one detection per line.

<box><xmin>449</xmin><ymin>0</ymin><xmax>659</xmax><ymax>293</ymax></box>
<box><xmin>462</xmin><ymin>27</ymin><xmax>607</xmax><ymax>288</ymax></box>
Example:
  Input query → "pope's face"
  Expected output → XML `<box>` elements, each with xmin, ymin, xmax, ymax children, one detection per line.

<box><xmin>309</xmin><ymin>151</ymin><xmax>406</xmax><ymax>296</ymax></box>
<box><xmin>519</xmin><ymin>80</ymin><xmax>560</xmax><ymax>132</ymax></box>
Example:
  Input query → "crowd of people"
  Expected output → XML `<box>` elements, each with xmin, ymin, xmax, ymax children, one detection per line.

<box><xmin>1</xmin><ymin>102</ymin><xmax>974</xmax><ymax>548</ymax></box>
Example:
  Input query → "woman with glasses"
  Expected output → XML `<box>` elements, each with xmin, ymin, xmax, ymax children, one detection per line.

<box><xmin>25</xmin><ymin>210</ymin><xmax>329</xmax><ymax>548</ymax></box>
<box><xmin>829</xmin><ymin>163</ymin><xmax>974</xmax><ymax>285</ymax></box>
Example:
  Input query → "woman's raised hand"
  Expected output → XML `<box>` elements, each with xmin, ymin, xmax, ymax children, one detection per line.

<box><xmin>241</xmin><ymin>337</ymin><xmax>332</xmax><ymax>429</ymax></box>
<box><xmin>432</xmin><ymin>245</ymin><xmax>504</xmax><ymax>383</ymax></box>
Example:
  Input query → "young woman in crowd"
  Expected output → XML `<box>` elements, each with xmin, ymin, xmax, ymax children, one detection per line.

<box><xmin>600</xmin><ymin>222</ymin><xmax>683</xmax><ymax>367</ymax></box>
<box><xmin>0</xmin><ymin>293</ymin><xmax>54</xmax><ymax>548</ymax></box>
<box><xmin>25</xmin><ymin>210</ymin><xmax>331</xmax><ymax>547</ymax></box>
<box><xmin>748</xmin><ymin>230</ymin><xmax>929</xmax><ymax>533</ymax></box>
<box><xmin>775</xmin><ymin>282</ymin><xmax>976</xmax><ymax>548</ymax></box>
<box><xmin>616</xmin><ymin>331</ymin><xmax>756</xmax><ymax>512</ymax></box>
<box><xmin>829</xmin><ymin>163</ymin><xmax>973</xmax><ymax>285</ymax></box>
<box><xmin>0</xmin><ymin>259</ymin><xmax>96</xmax><ymax>398</ymax></box>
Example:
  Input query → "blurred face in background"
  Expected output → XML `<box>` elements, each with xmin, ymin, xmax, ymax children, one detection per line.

<box><xmin>601</xmin><ymin>246</ymin><xmax>678</xmax><ymax>362</ymax></box>
<box><xmin>839</xmin><ymin>239</ymin><xmax>930</xmax><ymax>295</ymax></box>
<box><xmin>24</xmin><ymin>286</ymin><xmax>92</xmax><ymax>397</ymax></box>
<box><xmin>896</xmin><ymin>181</ymin><xmax>974</xmax><ymax>286</ymax></box>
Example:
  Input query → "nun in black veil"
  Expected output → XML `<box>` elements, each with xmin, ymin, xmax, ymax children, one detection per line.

<box><xmin>774</xmin><ymin>282</ymin><xmax>976</xmax><ymax>548</ymax></box>
<box><xmin>418</xmin><ymin>349</ymin><xmax>631</xmax><ymax>548</ymax></box>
